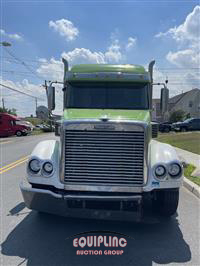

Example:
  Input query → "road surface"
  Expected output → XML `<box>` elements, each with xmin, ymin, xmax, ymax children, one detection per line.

<box><xmin>0</xmin><ymin>133</ymin><xmax>199</xmax><ymax>266</ymax></box>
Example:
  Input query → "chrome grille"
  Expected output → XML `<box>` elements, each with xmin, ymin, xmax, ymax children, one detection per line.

<box><xmin>64</xmin><ymin>130</ymin><xmax>144</xmax><ymax>186</ymax></box>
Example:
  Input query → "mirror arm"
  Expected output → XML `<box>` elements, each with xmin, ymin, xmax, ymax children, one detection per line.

<box><xmin>49</xmin><ymin>81</ymin><xmax>64</xmax><ymax>86</ymax></box>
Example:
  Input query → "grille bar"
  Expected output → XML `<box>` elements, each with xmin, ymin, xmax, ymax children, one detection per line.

<box><xmin>64</xmin><ymin>129</ymin><xmax>144</xmax><ymax>186</ymax></box>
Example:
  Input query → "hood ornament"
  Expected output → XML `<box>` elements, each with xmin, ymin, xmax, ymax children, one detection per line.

<box><xmin>100</xmin><ymin>115</ymin><xmax>109</xmax><ymax>122</ymax></box>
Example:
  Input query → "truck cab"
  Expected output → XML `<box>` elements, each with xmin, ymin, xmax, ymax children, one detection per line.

<box><xmin>20</xmin><ymin>60</ymin><xmax>183</xmax><ymax>221</ymax></box>
<box><xmin>0</xmin><ymin>113</ymin><xmax>31</xmax><ymax>137</ymax></box>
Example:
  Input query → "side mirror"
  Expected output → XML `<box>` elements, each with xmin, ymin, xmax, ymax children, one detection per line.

<box><xmin>47</xmin><ymin>86</ymin><xmax>55</xmax><ymax>111</ymax></box>
<box><xmin>160</xmin><ymin>87</ymin><xmax>169</xmax><ymax>114</ymax></box>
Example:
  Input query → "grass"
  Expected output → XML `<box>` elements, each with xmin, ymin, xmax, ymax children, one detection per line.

<box><xmin>157</xmin><ymin>132</ymin><xmax>200</xmax><ymax>155</ymax></box>
<box><xmin>184</xmin><ymin>164</ymin><xmax>200</xmax><ymax>186</ymax></box>
<box><xmin>31</xmin><ymin>129</ymin><xmax>54</xmax><ymax>136</ymax></box>
<box><xmin>31</xmin><ymin>129</ymin><xmax>45</xmax><ymax>135</ymax></box>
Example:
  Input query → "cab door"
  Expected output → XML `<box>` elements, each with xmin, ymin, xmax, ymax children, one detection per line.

<box><xmin>0</xmin><ymin>115</ymin><xmax>4</xmax><ymax>136</ymax></box>
<box><xmin>9</xmin><ymin>120</ymin><xmax>17</xmax><ymax>135</ymax></box>
<box><xmin>0</xmin><ymin>116</ymin><xmax>14</xmax><ymax>136</ymax></box>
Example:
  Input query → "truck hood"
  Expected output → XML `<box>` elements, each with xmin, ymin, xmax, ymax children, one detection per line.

<box><xmin>63</xmin><ymin>109</ymin><xmax>150</xmax><ymax>123</ymax></box>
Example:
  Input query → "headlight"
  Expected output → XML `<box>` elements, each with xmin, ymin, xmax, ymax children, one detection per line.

<box><xmin>43</xmin><ymin>162</ymin><xmax>53</xmax><ymax>175</ymax></box>
<box><xmin>155</xmin><ymin>165</ymin><xmax>166</xmax><ymax>178</ymax></box>
<box><xmin>29</xmin><ymin>159</ymin><xmax>40</xmax><ymax>173</ymax></box>
<box><xmin>169</xmin><ymin>163</ymin><xmax>182</xmax><ymax>177</ymax></box>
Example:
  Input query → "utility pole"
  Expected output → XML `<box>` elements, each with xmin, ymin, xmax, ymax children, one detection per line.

<box><xmin>0</xmin><ymin>83</ymin><xmax>44</xmax><ymax>117</ymax></box>
<box><xmin>35</xmin><ymin>98</ymin><xmax>38</xmax><ymax>111</ymax></box>
<box><xmin>2</xmin><ymin>98</ymin><xmax>5</xmax><ymax>109</ymax></box>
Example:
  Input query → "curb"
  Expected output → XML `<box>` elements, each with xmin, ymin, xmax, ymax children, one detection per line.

<box><xmin>183</xmin><ymin>177</ymin><xmax>200</xmax><ymax>199</ymax></box>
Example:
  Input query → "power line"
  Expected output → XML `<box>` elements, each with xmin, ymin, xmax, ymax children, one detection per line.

<box><xmin>0</xmin><ymin>70</ymin><xmax>38</xmax><ymax>77</ymax></box>
<box><xmin>1</xmin><ymin>55</ymin><xmax>200</xmax><ymax>69</ymax></box>
<box><xmin>0</xmin><ymin>92</ymin><xmax>18</xmax><ymax>97</ymax></box>
<box><xmin>0</xmin><ymin>83</ymin><xmax>45</xmax><ymax>101</ymax></box>
<box><xmin>3</xmin><ymin>48</ymin><xmax>45</xmax><ymax>81</ymax></box>
<box><xmin>155</xmin><ymin>67</ymin><xmax>200</xmax><ymax>70</ymax></box>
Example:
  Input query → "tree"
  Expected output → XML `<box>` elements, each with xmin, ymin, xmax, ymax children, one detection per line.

<box><xmin>169</xmin><ymin>110</ymin><xmax>185</xmax><ymax>123</ymax></box>
<box><xmin>0</xmin><ymin>107</ymin><xmax>17</xmax><ymax>115</ymax></box>
<box><xmin>185</xmin><ymin>113</ymin><xmax>191</xmax><ymax>119</ymax></box>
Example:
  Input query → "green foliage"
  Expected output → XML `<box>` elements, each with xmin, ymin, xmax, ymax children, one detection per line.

<box><xmin>0</xmin><ymin>107</ymin><xmax>17</xmax><ymax>115</ymax></box>
<box><xmin>169</xmin><ymin>109</ymin><xmax>185</xmax><ymax>123</ymax></box>
<box><xmin>184</xmin><ymin>164</ymin><xmax>196</xmax><ymax>177</ymax></box>
<box><xmin>184</xmin><ymin>164</ymin><xmax>200</xmax><ymax>186</ymax></box>
<box><xmin>25</xmin><ymin>117</ymin><xmax>42</xmax><ymax>126</ymax></box>
<box><xmin>185</xmin><ymin>113</ymin><xmax>191</xmax><ymax>119</ymax></box>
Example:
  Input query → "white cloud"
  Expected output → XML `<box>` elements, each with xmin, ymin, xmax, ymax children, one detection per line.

<box><xmin>166</xmin><ymin>49</ymin><xmax>200</xmax><ymax>68</ymax></box>
<box><xmin>37</xmin><ymin>48</ymin><xmax>106</xmax><ymax>81</ymax></box>
<box><xmin>37</xmin><ymin>58</ymin><xmax>63</xmax><ymax>81</ymax></box>
<box><xmin>126</xmin><ymin>37</ymin><xmax>137</xmax><ymax>50</ymax></box>
<box><xmin>154</xmin><ymin>5</ymin><xmax>200</xmax><ymax>92</ymax></box>
<box><xmin>37</xmin><ymin>41</ymin><xmax>123</xmax><ymax>80</ymax></box>
<box><xmin>49</xmin><ymin>19</ymin><xmax>79</xmax><ymax>41</ymax></box>
<box><xmin>62</xmin><ymin>48</ymin><xmax>106</xmax><ymax>64</ymax></box>
<box><xmin>0</xmin><ymin>29</ymin><xmax>23</xmax><ymax>41</ymax></box>
<box><xmin>155</xmin><ymin>5</ymin><xmax>200</xmax><ymax>43</ymax></box>
<box><xmin>105</xmin><ymin>39</ymin><xmax>122</xmax><ymax>62</ymax></box>
<box><xmin>164</xmin><ymin>6</ymin><xmax>200</xmax><ymax>69</ymax></box>
<box><xmin>37</xmin><ymin>30</ymin><xmax>137</xmax><ymax>80</ymax></box>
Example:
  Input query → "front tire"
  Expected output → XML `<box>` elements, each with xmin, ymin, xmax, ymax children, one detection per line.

<box><xmin>180</xmin><ymin>127</ymin><xmax>187</xmax><ymax>132</ymax></box>
<box><xmin>153</xmin><ymin>189</ymin><xmax>179</xmax><ymax>217</ymax></box>
<box><xmin>16</xmin><ymin>130</ymin><xmax>22</xmax><ymax>136</ymax></box>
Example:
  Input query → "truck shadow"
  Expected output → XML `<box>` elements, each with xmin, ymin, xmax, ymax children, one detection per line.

<box><xmin>1</xmin><ymin>206</ymin><xmax>191</xmax><ymax>266</ymax></box>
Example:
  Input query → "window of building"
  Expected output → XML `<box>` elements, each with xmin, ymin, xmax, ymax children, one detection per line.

<box><xmin>189</xmin><ymin>101</ymin><xmax>193</xmax><ymax>108</ymax></box>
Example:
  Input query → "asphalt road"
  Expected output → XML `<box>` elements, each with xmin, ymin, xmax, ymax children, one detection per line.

<box><xmin>0</xmin><ymin>133</ymin><xmax>199</xmax><ymax>266</ymax></box>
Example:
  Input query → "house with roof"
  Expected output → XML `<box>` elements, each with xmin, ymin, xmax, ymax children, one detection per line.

<box><xmin>152</xmin><ymin>88</ymin><xmax>200</xmax><ymax>122</ymax></box>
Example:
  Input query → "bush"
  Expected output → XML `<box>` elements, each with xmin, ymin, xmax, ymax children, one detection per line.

<box><xmin>169</xmin><ymin>110</ymin><xmax>185</xmax><ymax>123</ymax></box>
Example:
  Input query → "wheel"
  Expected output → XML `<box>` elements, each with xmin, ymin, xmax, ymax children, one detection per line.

<box><xmin>164</xmin><ymin>127</ymin><xmax>170</xmax><ymax>133</ymax></box>
<box><xmin>180</xmin><ymin>127</ymin><xmax>187</xmax><ymax>132</ymax></box>
<box><xmin>16</xmin><ymin>130</ymin><xmax>22</xmax><ymax>136</ymax></box>
<box><xmin>153</xmin><ymin>189</ymin><xmax>179</xmax><ymax>217</ymax></box>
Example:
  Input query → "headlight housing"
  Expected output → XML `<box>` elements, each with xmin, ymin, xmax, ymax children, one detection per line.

<box><xmin>43</xmin><ymin>161</ymin><xmax>53</xmax><ymax>175</ymax></box>
<box><xmin>29</xmin><ymin>159</ymin><xmax>41</xmax><ymax>173</ymax></box>
<box><xmin>169</xmin><ymin>163</ymin><xmax>182</xmax><ymax>178</ymax></box>
<box><xmin>154</xmin><ymin>165</ymin><xmax>166</xmax><ymax>179</ymax></box>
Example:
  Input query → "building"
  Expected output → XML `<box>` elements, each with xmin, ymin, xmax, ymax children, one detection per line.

<box><xmin>152</xmin><ymin>88</ymin><xmax>200</xmax><ymax>122</ymax></box>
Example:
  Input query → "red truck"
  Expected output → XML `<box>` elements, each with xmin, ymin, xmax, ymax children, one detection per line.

<box><xmin>0</xmin><ymin>113</ymin><xmax>32</xmax><ymax>137</ymax></box>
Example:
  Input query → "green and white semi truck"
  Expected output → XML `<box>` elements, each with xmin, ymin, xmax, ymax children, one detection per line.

<box><xmin>20</xmin><ymin>60</ymin><xmax>183</xmax><ymax>221</ymax></box>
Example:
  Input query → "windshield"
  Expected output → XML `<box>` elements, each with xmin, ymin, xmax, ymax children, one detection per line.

<box><xmin>16</xmin><ymin>120</ymin><xmax>28</xmax><ymax>126</ymax></box>
<box><xmin>66</xmin><ymin>82</ymin><xmax>149</xmax><ymax>110</ymax></box>
<box><xmin>184</xmin><ymin>118</ymin><xmax>193</xmax><ymax>123</ymax></box>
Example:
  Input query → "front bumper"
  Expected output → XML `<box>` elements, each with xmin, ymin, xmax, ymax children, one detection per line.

<box><xmin>20</xmin><ymin>180</ymin><xmax>142</xmax><ymax>221</ymax></box>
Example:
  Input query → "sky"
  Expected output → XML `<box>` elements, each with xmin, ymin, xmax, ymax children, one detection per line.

<box><xmin>0</xmin><ymin>0</ymin><xmax>199</xmax><ymax>116</ymax></box>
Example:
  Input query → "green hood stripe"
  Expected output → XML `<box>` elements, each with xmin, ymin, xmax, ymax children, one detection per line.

<box><xmin>63</xmin><ymin>109</ymin><xmax>150</xmax><ymax>122</ymax></box>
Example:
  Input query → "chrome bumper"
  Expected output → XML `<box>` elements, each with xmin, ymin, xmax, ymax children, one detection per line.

<box><xmin>20</xmin><ymin>181</ymin><xmax>142</xmax><ymax>221</ymax></box>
